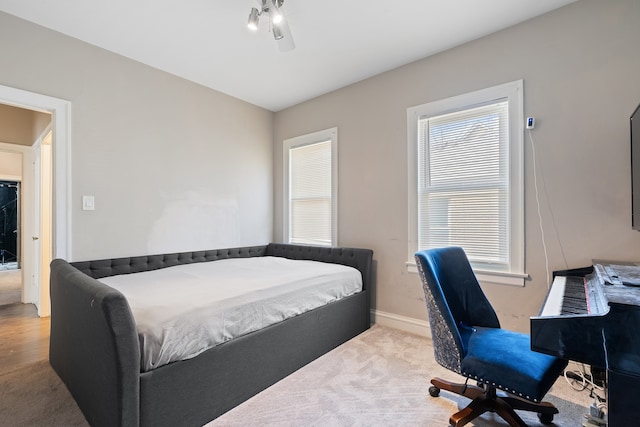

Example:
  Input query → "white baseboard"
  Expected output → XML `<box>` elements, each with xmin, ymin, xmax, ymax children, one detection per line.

<box><xmin>370</xmin><ymin>309</ymin><xmax>431</xmax><ymax>339</ymax></box>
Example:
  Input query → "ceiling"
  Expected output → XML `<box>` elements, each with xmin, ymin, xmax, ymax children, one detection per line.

<box><xmin>0</xmin><ymin>0</ymin><xmax>578</xmax><ymax>112</ymax></box>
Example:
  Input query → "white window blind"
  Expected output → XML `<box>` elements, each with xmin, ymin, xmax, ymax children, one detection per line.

<box><xmin>418</xmin><ymin>101</ymin><xmax>509</xmax><ymax>265</ymax></box>
<box><xmin>284</xmin><ymin>127</ymin><xmax>337</xmax><ymax>247</ymax></box>
<box><xmin>289</xmin><ymin>140</ymin><xmax>332</xmax><ymax>245</ymax></box>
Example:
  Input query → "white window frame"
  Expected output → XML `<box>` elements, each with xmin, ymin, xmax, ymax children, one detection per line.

<box><xmin>407</xmin><ymin>80</ymin><xmax>526</xmax><ymax>286</ymax></box>
<box><xmin>283</xmin><ymin>127</ymin><xmax>338</xmax><ymax>247</ymax></box>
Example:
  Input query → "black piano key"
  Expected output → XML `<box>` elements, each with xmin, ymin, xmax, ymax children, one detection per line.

<box><xmin>561</xmin><ymin>276</ymin><xmax>589</xmax><ymax>314</ymax></box>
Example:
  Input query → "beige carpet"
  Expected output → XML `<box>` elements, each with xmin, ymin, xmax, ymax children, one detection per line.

<box><xmin>211</xmin><ymin>325</ymin><xmax>592</xmax><ymax>426</ymax></box>
<box><xmin>0</xmin><ymin>325</ymin><xmax>593</xmax><ymax>426</ymax></box>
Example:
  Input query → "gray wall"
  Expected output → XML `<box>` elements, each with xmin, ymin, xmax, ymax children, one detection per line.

<box><xmin>0</xmin><ymin>11</ymin><xmax>274</xmax><ymax>261</ymax></box>
<box><xmin>274</xmin><ymin>0</ymin><xmax>640</xmax><ymax>331</ymax></box>
<box><xmin>2</xmin><ymin>1</ymin><xmax>639</xmax><ymax>332</ymax></box>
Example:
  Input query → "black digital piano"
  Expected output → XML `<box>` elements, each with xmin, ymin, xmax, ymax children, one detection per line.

<box><xmin>531</xmin><ymin>261</ymin><xmax>640</xmax><ymax>426</ymax></box>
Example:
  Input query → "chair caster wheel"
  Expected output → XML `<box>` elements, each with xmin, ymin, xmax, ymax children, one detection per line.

<box><xmin>537</xmin><ymin>412</ymin><xmax>554</xmax><ymax>424</ymax></box>
<box><xmin>428</xmin><ymin>385</ymin><xmax>440</xmax><ymax>397</ymax></box>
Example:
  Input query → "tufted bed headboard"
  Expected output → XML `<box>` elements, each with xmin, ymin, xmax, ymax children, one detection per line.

<box><xmin>71</xmin><ymin>243</ymin><xmax>373</xmax><ymax>291</ymax></box>
<box><xmin>71</xmin><ymin>245</ymin><xmax>268</xmax><ymax>279</ymax></box>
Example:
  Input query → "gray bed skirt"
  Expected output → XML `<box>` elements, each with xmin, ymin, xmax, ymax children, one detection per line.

<box><xmin>49</xmin><ymin>243</ymin><xmax>373</xmax><ymax>427</ymax></box>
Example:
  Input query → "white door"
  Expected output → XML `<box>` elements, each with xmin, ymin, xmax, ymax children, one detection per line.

<box><xmin>31</xmin><ymin>142</ymin><xmax>42</xmax><ymax>311</ymax></box>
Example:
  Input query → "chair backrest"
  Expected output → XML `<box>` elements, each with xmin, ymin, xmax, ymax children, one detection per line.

<box><xmin>415</xmin><ymin>247</ymin><xmax>500</xmax><ymax>373</ymax></box>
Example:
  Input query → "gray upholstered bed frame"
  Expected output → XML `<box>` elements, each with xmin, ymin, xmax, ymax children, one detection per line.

<box><xmin>49</xmin><ymin>243</ymin><xmax>373</xmax><ymax>427</ymax></box>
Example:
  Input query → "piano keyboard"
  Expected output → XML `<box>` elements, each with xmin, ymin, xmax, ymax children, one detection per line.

<box><xmin>539</xmin><ymin>274</ymin><xmax>607</xmax><ymax>317</ymax></box>
<box><xmin>559</xmin><ymin>276</ymin><xmax>588</xmax><ymax>314</ymax></box>
<box><xmin>539</xmin><ymin>276</ymin><xmax>589</xmax><ymax>317</ymax></box>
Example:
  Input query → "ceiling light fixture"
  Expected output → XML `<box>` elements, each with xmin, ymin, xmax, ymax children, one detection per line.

<box><xmin>247</xmin><ymin>7</ymin><xmax>260</xmax><ymax>31</ymax></box>
<box><xmin>272</xmin><ymin>24</ymin><xmax>284</xmax><ymax>40</ymax></box>
<box><xmin>247</xmin><ymin>0</ymin><xmax>294</xmax><ymax>51</ymax></box>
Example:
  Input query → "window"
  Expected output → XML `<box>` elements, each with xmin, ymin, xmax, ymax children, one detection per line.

<box><xmin>407</xmin><ymin>81</ymin><xmax>525</xmax><ymax>285</ymax></box>
<box><xmin>283</xmin><ymin>127</ymin><xmax>337</xmax><ymax>246</ymax></box>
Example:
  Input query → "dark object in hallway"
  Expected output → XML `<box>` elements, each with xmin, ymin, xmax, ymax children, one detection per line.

<box><xmin>0</xmin><ymin>181</ymin><xmax>18</xmax><ymax>267</ymax></box>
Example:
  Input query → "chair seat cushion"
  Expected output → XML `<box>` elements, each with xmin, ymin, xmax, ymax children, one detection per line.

<box><xmin>460</xmin><ymin>327</ymin><xmax>567</xmax><ymax>402</ymax></box>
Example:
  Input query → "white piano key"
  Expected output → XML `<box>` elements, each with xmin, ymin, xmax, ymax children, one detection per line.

<box><xmin>540</xmin><ymin>276</ymin><xmax>566</xmax><ymax>316</ymax></box>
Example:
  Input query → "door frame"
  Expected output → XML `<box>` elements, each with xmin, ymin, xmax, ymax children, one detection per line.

<box><xmin>0</xmin><ymin>84</ymin><xmax>71</xmax><ymax>317</ymax></box>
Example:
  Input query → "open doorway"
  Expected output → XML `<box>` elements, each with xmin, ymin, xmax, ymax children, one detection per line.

<box><xmin>0</xmin><ymin>121</ymin><xmax>52</xmax><ymax>312</ymax></box>
<box><xmin>0</xmin><ymin>180</ymin><xmax>20</xmax><ymax>306</ymax></box>
<box><xmin>0</xmin><ymin>83</ymin><xmax>69</xmax><ymax>317</ymax></box>
<box><xmin>0</xmin><ymin>147</ymin><xmax>25</xmax><ymax>307</ymax></box>
<box><xmin>0</xmin><ymin>101</ymin><xmax>50</xmax><ymax>310</ymax></box>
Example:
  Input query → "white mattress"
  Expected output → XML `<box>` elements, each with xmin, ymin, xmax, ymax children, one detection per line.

<box><xmin>100</xmin><ymin>256</ymin><xmax>362</xmax><ymax>371</ymax></box>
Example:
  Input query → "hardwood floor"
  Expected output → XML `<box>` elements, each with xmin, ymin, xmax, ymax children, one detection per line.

<box><xmin>0</xmin><ymin>303</ymin><xmax>50</xmax><ymax>374</ymax></box>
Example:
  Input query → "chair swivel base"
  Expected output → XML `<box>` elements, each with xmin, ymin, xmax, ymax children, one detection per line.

<box><xmin>429</xmin><ymin>377</ymin><xmax>558</xmax><ymax>427</ymax></box>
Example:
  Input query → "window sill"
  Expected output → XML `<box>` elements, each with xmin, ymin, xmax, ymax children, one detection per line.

<box><xmin>406</xmin><ymin>262</ymin><xmax>528</xmax><ymax>287</ymax></box>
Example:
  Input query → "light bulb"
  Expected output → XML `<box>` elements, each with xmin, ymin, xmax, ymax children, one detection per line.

<box><xmin>273</xmin><ymin>24</ymin><xmax>284</xmax><ymax>40</ymax></box>
<box><xmin>270</xmin><ymin>0</ymin><xmax>283</xmax><ymax>25</ymax></box>
<box><xmin>248</xmin><ymin>8</ymin><xmax>260</xmax><ymax>31</ymax></box>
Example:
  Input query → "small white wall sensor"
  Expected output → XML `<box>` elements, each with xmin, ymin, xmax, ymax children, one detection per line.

<box><xmin>526</xmin><ymin>117</ymin><xmax>535</xmax><ymax>129</ymax></box>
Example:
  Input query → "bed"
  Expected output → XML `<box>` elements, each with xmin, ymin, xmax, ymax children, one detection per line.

<box><xmin>49</xmin><ymin>243</ymin><xmax>373</xmax><ymax>427</ymax></box>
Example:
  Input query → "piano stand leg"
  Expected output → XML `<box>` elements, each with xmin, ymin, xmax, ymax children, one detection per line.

<box><xmin>430</xmin><ymin>377</ymin><xmax>558</xmax><ymax>427</ymax></box>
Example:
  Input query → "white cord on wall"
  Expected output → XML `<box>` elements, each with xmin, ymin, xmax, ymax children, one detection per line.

<box><xmin>528</xmin><ymin>129</ymin><xmax>551</xmax><ymax>288</ymax></box>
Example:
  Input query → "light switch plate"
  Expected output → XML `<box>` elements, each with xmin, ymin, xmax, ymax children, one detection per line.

<box><xmin>82</xmin><ymin>195</ymin><xmax>95</xmax><ymax>211</ymax></box>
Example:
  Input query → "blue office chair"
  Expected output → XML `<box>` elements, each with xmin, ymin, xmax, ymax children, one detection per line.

<box><xmin>415</xmin><ymin>247</ymin><xmax>568</xmax><ymax>427</ymax></box>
